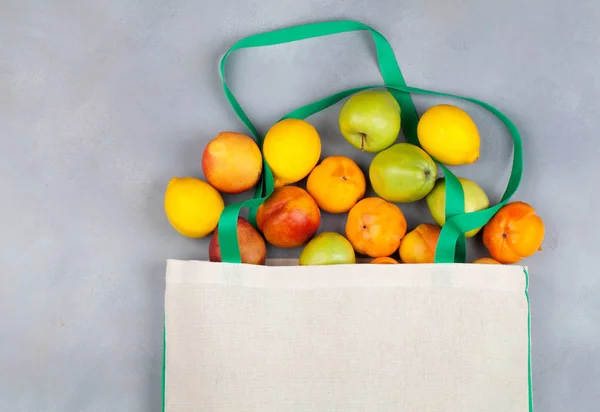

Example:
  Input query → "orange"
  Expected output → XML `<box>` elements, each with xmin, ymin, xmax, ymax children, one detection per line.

<box><xmin>472</xmin><ymin>258</ymin><xmax>501</xmax><ymax>264</ymax></box>
<box><xmin>399</xmin><ymin>224</ymin><xmax>441</xmax><ymax>264</ymax></box>
<box><xmin>345</xmin><ymin>197</ymin><xmax>407</xmax><ymax>258</ymax></box>
<box><xmin>306</xmin><ymin>156</ymin><xmax>366</xmax><ymax>213</ymax></box>
<box><xmin>482</xmin><ymin>201</ymin><xmax>545</xmax><ymax>264</ymax></box>
<box><xmin>370</xmin><ymin>257</ymin><xmax>399</xmax><ymax>264</ymax></box>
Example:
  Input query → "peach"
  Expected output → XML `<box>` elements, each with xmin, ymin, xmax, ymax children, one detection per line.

<box><xmin>209</xmin><ymin>217</ymin><xmax>266</xmax><ymax>265</ymax></box>
<box><xmin>202</xmin><ymin>132</ymin><xmax>262</xmax><ymax>194</ymax></box>
<box><xmin>256</xmin><ymin>186</ymin><xmax>321</xmax><ymax>248</ymax></box>
<box><xmin>399</xmin><ymin>224</ymin><xmax>441</xmax><ymax>264</ymax></box>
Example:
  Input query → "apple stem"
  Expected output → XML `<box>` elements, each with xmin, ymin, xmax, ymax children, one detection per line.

<box><xmin>360</xmin><ymin>133</ymin><xmax>366</xmax><ymax>151</ymax></box>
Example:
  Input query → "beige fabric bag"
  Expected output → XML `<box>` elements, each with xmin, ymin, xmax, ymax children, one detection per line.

<box><xmin>162</xmin><ymin>19</ymin><xmax>533</xmax><ymax>412</ymax></box>
<box><xmin>163</xmin><ymin>259</ymin><xmax>532</xmax><ymax>412</ymax></box>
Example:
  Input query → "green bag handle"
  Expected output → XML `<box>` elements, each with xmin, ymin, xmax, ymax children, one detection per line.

<box><xmin>216</xmin><ymin>20</ymin><xmax>523</xmax><ymax>264</ymax></box>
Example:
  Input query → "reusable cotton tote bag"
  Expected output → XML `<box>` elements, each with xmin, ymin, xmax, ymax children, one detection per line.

<box><xmin>163</xmin><ymin>21</ymin><xmax>532</xmax><ymax>412</ymax></box>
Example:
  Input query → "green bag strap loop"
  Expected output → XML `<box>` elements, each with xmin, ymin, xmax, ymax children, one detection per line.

<box><xmin>280</xmin><ymin>84</ymin><xmax>523</xmax><ymax>264</ymax></box>
<box><xmin>217</xmin><ymin>83</ymin><xmax>523</xmax><ymax>264</ymax></box>
<box><xmin>217</xmin><ymin>20</ymin><xmax>426</xmax><ymax>263</ymax></box>
<box><xmin>216</xmin><ymin>20</ymin><xmax>522</xmax><ymax>264</ymax></box>
<box><xmin>219</xmin><ymin>20</ymin><xmax>420</xmax><ymax>145</ymax></box>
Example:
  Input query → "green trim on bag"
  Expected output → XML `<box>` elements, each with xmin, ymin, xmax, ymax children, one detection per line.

<box><xmin>216</xmin><ymin>20</ymin><xmax>523</xmax><ymax>264</ymax></box>
<box><xmin>524</xmin><ymin>268</ymin><xmax>534</xmax><ymax>411</ymax></box>
<box><xmin>162</xmin><ymin>318</ymin><xmax>166</xmax><ymax>412</ymax></box>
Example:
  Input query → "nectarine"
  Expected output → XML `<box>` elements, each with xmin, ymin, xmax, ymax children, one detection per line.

<box><xmin>256</xmin><ymin>186</ymin><xmax>321</xmax><ymax>248</ymax></box>
<box><xmin>209</xmin><ymin>217</ymin><xmax>266</xmax><ymax>265</ymax></box>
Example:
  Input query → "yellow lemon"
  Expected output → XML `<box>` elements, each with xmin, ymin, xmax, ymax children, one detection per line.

<box><xmin>263</xmin><ymin>119</ymin><xmax>321</xmax><ymax>187</ymax></box>
<box><xmin>164</xmin><ymin>177</ymin><xmax>224</xmax><ymax>238</ymax></box>
<box><xmin>417</xmin><ymin>104</ymin><xmax>480</xmax><ymax>166</ymax></box>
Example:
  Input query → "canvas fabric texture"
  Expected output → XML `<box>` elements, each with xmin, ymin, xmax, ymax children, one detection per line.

<box><xmin>163</xmin><ymin>259</ymin><xmax>531</xmax><ymax>412</ymax></box>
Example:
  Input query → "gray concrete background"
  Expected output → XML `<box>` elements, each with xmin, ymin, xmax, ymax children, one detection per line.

<box><xmin>1</xmin><ymin>1</ymin><xmax>598</xmax><ymax>411</ymax></box>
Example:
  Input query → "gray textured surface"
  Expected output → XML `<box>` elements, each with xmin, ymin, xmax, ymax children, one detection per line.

<box><xmin>1</xmin><ymin>1</ymin><xmax>599</xmax><ymax>411</ymax></box>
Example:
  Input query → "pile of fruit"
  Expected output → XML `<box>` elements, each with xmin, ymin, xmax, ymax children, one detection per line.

<box><xmin>164</xmin><ymin>90</ymin><xmax>545</xmax><ymax>266</ymax></box>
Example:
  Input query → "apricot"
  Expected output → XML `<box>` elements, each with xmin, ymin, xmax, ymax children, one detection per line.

<box><xmin>399</xmin><ymin>224</ymin><xmax>441</xmax><ymax>264</ymax></box>
<box><xmin>472</xmin><ymin>258</ymin><xmax>501</xmax><ymax>264</ymax></box>
<box><xmin>370</xmin><ymin>257</ymin><xmax>399</xmax><ymax>264</ymax></box>
<box><xmin>483</xmin><ymin>201</ymin><xmax>544</xmax><ymax>264</ymax></box>
<box><xmin>345</xmin><ymin>197</ymin><xmax>407</xmax><ymax>258</ymax></box>
<box><xmin>306</xmin><ymin>156</ymin><xmax>366</xmax><ymax>213</ymax></box>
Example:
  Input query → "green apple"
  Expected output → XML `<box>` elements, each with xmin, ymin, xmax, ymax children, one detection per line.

<box><xmin>299</xmin><ymin>232</ymin><xmax>356</xmax><ymax>266</ymax></box>
<box><xmin>338</xmin><ymin>89</ymin><xmax>401</xmax><ymax>152</ymax></box>
<box><xmin>369</xmin><ymin>143</ymin><xmax>437</xmax><ymax>203</ymax></box>
<box><xmin>425</xmin><ymin>177</ymin><xmax>490</xmax><ymax>237</ymax></box>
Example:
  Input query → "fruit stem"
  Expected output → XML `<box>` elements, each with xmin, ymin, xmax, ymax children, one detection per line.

<box><xmin>360</xmin><ymin>133</ymin><xmax>366</xmax><ymax>151</ymax></box>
